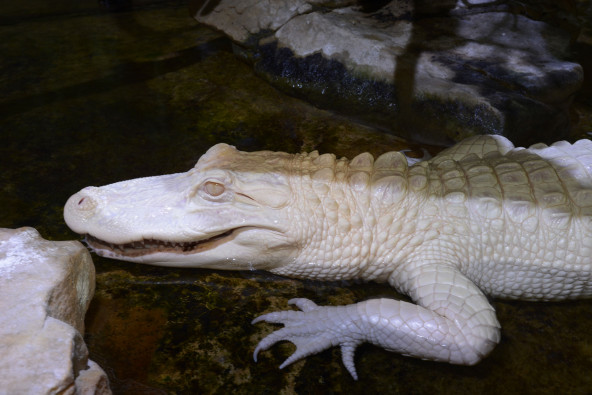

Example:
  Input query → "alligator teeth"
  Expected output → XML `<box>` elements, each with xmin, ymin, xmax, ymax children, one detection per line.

<box><xmin>85</xmin><ymin>229</ymin><xmax>236</xmax><ymax>257</ymax></box>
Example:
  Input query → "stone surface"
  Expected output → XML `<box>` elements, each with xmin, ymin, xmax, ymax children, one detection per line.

<box><xmin>0</xmin><ymin>227</ymin><xmax>111</xmax><ymax>395</ymax></box>
<box><xmin>505</xmin><ymin>0</ymin><xmax>592</xmax><ymax>44</ymax></box>
<box><xmin>192</xmin><ymin>0</ymin><xmax>583</xmax><ymax>145</ymax></box>
<box><xmin>75</xmin><ymin>361</ymin><xmax>112</xmax><ymax>395</ymax></box>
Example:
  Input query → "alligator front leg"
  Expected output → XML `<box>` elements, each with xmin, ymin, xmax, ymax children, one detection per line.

<box><xmin>252</xmin><ymin>264</ymin><xmax>501</xmax><ymax>380</ymax></box>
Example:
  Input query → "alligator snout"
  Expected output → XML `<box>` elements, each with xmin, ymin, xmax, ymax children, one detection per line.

<box><xmin>64</xmin><ymin>187</ymin><xmax>101</xmax><ymax>233</ymax></box>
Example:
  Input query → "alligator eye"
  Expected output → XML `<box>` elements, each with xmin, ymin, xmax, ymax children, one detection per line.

<box><xmin>204</xmin><ymin>181</ymin><xmax>225</xmax><ymax>197</ymax></box>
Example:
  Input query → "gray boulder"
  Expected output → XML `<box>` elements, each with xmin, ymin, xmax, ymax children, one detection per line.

<box><xmin>0</xmin><ymin>227</ymin><xmax>111</xmax><ymax>395</ymax></box>
<box><xmin>192</xmin><ymin>0</ymin><xmax>583</xmax><ymax>145</ymax></box>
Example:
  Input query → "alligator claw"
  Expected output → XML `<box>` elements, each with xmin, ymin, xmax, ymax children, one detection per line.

<box><xmin>252</xmin><ymin>298</ymin><xmax>361</xmax><ymax>380</ymax></box>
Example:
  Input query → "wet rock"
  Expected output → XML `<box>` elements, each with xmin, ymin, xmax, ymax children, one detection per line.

<box><xmin>503</xmin><ymin>0</ymin><xmax>592</xmax><ymax>44</ymax></box>
<box><xmin>0</xmin><ymin>227</ymin><xmax>111</xmax><ymax>395</ymax></box>
<box><xmin>191</xmin><ymin>0</ymin><xmax>583</xmax><ymax>145</ymax></box>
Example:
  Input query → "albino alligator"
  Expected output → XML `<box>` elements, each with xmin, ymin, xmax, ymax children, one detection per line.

<box><xmin>64</xmin><ymin>135</ymin><xmax>592</xmax><ymax>379</ymax></box>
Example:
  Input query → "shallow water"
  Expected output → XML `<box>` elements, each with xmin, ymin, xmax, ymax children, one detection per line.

<box><xmin>1</xmin><ymin>1</ymin><xmax>592</xmax><ymax>394</ymax></box>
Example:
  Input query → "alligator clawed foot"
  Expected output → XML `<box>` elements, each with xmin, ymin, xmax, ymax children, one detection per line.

<box><xmin>252</xmin><ymin>298</ymin><xmax>362</xmax><ymax>380</ymax></box>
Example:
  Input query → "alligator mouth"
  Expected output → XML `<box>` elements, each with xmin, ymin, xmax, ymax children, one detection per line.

<box><xmin>85</xmin><ymin>230</ymin><xmax>235</xmax><ymax>257</ymax></box>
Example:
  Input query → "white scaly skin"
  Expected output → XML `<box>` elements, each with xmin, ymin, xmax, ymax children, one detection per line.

<box><xmin>64</xmin><ymin>135</ymin><xmax>592</xmax><ymax>380</ymax></box>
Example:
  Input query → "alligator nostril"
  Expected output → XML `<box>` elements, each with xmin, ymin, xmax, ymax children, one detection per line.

<box><xmin>72</xmin><ymin>192</ymin><xmax>98</xmax><ymax>212</ymax></box>
<box><xmin>64</xmin><ymin>189</ymin><xmax>100</xmax><ymax>232</ymax></box>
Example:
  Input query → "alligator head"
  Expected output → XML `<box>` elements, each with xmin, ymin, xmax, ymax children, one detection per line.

<box><xmin>64</xmin><ymin>143</ymin><xmax>298</xmax><ymax>270</ymax></box>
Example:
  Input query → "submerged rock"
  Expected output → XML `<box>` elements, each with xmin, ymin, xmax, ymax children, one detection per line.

<box><xmin>0</xmin><ymin>227</ymin><xmax>111</xmax><ymax>395</ymax></box>
<box><xmin>191</xmin><ymin>0</ymin><xmax>582</xmax><ymax>145</ymax></box>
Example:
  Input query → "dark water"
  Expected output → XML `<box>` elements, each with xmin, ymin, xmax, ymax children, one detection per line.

<box><xmin>1</xmin><ymin>1</ymin><xmax>592</xmax><ymax>394</ymax></box>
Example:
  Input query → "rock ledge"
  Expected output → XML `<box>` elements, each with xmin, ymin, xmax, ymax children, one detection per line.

<box><xmin>0</xmin><ymin>227</ymin><xmax>111</xmax><ymax>395</ymax></box>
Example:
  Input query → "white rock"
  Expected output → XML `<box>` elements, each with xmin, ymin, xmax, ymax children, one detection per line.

<box><xmin>192</xmin><ymin>0</ymin><xmax>312</xmax><ymax>43</ymax></box>
<box><xmin>0</xmin><ymin>227</ymin><xmax>111</xmax><ymax>395</ymax></box>
<box><xmin>193</xmin><ymin>0</ymin><xmax>583</xmax><ymax>145</ymax></box>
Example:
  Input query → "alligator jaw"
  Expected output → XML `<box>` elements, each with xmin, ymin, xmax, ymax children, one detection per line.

<box><xmin>84</xmin><ymin>229</ymin><xmax>236</xmax><ymax>258</ymax></box>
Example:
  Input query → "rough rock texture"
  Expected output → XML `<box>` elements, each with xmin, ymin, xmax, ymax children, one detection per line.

<box><xmin>191</xmin><ymin>0</ymin><xmax>583</xmax><ymax>145</ymax></box>
<box><xmin>507</xmin><ymin>0</ymin><xmax>592</xmax><ymax>44</ymax></box>
<box><xmin>0</xmin><ymin>227</ymin><xmax>111</xmax><ymax>395</ymax></box>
